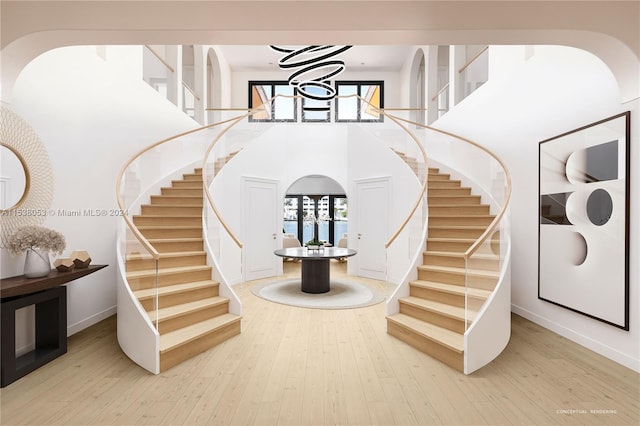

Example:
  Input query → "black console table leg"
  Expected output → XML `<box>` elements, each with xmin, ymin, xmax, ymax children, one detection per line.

<box><xmin>1</xmin><ymin>286</ymin><xmax>67</xmax><ymax>388</ymax></box>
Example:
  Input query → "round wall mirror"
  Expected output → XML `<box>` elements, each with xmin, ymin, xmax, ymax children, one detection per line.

<box><xmin>0</xmin><ymin>143</ymin><xmax>30</xmax><ymax>210</ymax></box>
<box><xmin>1</xmin><ymin>106</ymin><xmax>54</xmax><ymax>246</ymax></box>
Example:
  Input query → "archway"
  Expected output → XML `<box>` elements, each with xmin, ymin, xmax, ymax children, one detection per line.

<box><xmin>283</xmin><ymin>175</ymin><xmax>347</xmax><ymax>247</ymax></box>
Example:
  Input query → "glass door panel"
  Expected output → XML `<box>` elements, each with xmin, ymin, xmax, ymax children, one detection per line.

<box><xmin>333</xmin><ymin>197</ymin><xmax>348</xmax><ymax>244</ymax></box>
<box><xmin>283</xmin><ymin>196</ymin><xmax>299</xmax><ymax>238</ymax></box>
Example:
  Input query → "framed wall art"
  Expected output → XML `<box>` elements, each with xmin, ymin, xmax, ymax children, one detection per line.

<box><xmin>538</xmin><ymin>111</ymin><xmax>630</xmax><ymax>330</ymax></box>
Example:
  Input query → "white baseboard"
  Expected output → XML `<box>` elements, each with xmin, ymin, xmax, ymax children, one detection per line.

<box><xmin>511</xmin><ymin>304</ymin><xmax>639</xmax><ymax>373</ymax></box>
<box><xmin>67</xmin><ymin>306</ymin><xmax>117</xmax><ymax>336</ymax></box>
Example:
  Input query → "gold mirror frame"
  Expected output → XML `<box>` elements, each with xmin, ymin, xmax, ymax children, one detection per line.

<box><xmin>0</xmin><ymin>106</ymin><xmax>54</xmax><ymax>245</ymax></box>
<box><xmin>1</xmin><ymin>143</ymin><xmax>31</xmax><ymax>210</ymax></box>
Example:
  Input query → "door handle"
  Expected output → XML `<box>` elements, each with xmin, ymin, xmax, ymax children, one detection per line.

<box><xmin>358</xmin><ymin>233</ymin><xmax>362</xmax><ymax>239</ymax></box>
<box><xmin>272</xmin><ymin>233</ymin><xmax>276</xmax><ymax>239</ymax></box>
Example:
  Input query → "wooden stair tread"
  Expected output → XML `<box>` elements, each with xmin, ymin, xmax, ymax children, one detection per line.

<box><xmin>418</xmin><ymin>264</ymin><xmax>499</xmax><ymax>277</ymax></box>
<box><xmin>126</xmin><ymin>250</ymin><xmax>205</xmax><ymax>261</ymax></box>
<box><xmin>400</xmin><ymin>296</ymin><xmax>477</xmax><ymax>322</ymax></box>
<box><xmin>429</xmin><ymin>213</ymin><xmax>494</xmax><ymax>218</ymax></box>
<box><xmin>428</xmin><ymin>237</ymin><xmax>476</xmax><ymax>243</ymax></box>
<box><xmin>142</xmin><ymin>203</ymin><xmax>202</xmax><ymax>207</ymax></box>
<box><xmin>141</xmin><ymin>203</ymin><xmax>202</xmax><ymax>209</ymax></box>
<box><xmin>429</xmin><ymin>225</ymin><xmax>488</xmax><ymax>230</ymax></box>
<box><xmin>160</xmin><ymin>313</ymin><xmax>241</xmax><ymax>353</ymax></box>
<box><xmin>148</xmin><ymin>237</ymin><xmax>203</xmax><ymax>243</ymax></box>
<box><xmin>429</xmin><ymin>200</ymin><xmax>482</xmax><ymax>206</ymax></box>
<box><xmin>387</xmin><ymin>313</ymin><xmax>463</xmax><ymax>353</ymax></box>
<box><xmin>137</xmin><ymin>225</ymin><xmax>202</xmax><ymax>230</ymax></box>
<box><xmin>428</xmin><ymin>195</ymin><xmax>479</xmax><ymax>199</ymax></box>
<box><xmin>134</xmin><ymin>280</ymin><xmax>218</xmax><ymax>300</ymax></box>
<box><xmin>424</xmin><ymin>250</ymin><xmax>498</xmax><ymax>260</ymax></box>
<box><xmin>133</xmin><ymin>214</ymin><xmax>201</xmax><ymax>218</ymax></box>
<box><xmin>126</xmin><ymin>264</ymin><xmax>211</xmax><ymax>279</ymax></box>
<box><xmin>429</xmin><ymin>181</ymin><xmax>462</xmax><ymax>188</ymax></box>
<box><xmin>156</xmin><ymin>296</ymin><xmax>228</xmax><ymax>322</ymax></box>
<box><xmin>411</xmin><ymin>280</ymin><xmax>492</xmax><ymax>299</ymax></box>
<box><xmin>151</xmin><ymin>195</ymin><xmax>202</xmax><ymax>198</ymax></box>
<box><xmin>149</xmin><ymin>200</ymin><xmax>203</xmax><ymax>205</ymax></box>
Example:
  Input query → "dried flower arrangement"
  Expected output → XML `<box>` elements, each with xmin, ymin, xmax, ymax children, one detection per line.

<box><xmin>5</xmin><ymin>225</ymin><xmax>66</xmax><ymax>256</ymax></box>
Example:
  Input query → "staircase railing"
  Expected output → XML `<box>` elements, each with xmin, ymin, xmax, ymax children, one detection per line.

<box><xmin>115</xmin><ymin>112</ymin><xmax>246</xmax><ymax>373</ymax></box>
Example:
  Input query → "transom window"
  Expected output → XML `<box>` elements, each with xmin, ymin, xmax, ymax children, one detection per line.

<box><xmin>248</xmin><ymin>81</ymin><xmax>297</xmax><ymax>122</ymax></box>
<box><xmin>335</xmin><ymin>81</ymin><xmax>384</xmax><ymax>122</ymax></box>
<box><xmin>248</xmin><ymin>80</ymin><xmax>383</xmax><ymax>123</ymax></box>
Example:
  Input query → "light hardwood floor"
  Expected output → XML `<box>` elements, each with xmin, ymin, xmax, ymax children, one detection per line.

<box><xmin>1</xmin><ymin>262</ymin><xmax>638</xmax><ymax>425</ymax></box>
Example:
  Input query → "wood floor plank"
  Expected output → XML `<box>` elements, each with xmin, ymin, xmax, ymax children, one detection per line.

<box><xmin>1</xmin><ymin>262</ymin><xmax>638</xmax><ymax>426</ymax></box>
<box><xmin>301</xmin><ymin>345</ymin><xmax>326</xmax><ymax>425</ymax></box>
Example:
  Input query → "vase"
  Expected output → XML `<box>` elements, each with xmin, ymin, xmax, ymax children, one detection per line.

<box><xmin>24</xmin><ymin>248</ymin><xmax>51</xmax><ymax>278</ymax></box>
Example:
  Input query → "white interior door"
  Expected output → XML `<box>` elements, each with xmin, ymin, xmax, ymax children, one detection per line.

<box><xmin>243</xmin><ymin>177</ymin><xmax>279</xmax><ymax>281</ymax></box>
<box><xmin>355</xmin><ymin>177</ymin><xmax>389</xmax><ymax>280</ymax></box>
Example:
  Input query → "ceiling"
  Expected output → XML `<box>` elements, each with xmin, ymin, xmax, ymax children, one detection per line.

<box><xmin>216</xmin><ymin>45</ymin><xmax>413</xmax><ymax>71</ymax></box>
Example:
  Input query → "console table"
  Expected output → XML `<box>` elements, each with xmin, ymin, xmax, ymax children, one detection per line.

<box><xmin>1</xmin><ymin>265</ymin><xmax>107</xmax><ymax>387</ymax></box>
<box><xmin>274</xmin><ymin>247</ymin><xmax>357</xmax><ymax>294</ymax></box>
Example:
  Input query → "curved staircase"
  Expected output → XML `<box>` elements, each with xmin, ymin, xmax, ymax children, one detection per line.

<box><xmin>387</xmin><ymin>167</ymin><xmax>500</xmax><ymax>372</ymax></box>
<box><xmin>126</xmin><ymin>168</ymin><xmax>241</xmax><ymax>372</ymax></box>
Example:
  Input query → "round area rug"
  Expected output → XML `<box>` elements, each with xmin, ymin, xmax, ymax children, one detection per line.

<box><xmin>250</xmin><ymin>278</ymin><xmax>385</xmax><ymax>310</ymax></box>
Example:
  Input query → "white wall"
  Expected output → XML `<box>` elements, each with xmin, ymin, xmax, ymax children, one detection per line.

<box><xmin>433</xmin><ymin>45</ymin><xmax>639</xmax><ymax>371</ymax></box>
<box><xmin>210</xmin><ymin>121</ymin><xmax>420</xmax><ymax>284</ymax></box>
<box><xmin>3</xmin><ymin>46</ymin><xmax>198</xmax><ymax>349</ymax></box>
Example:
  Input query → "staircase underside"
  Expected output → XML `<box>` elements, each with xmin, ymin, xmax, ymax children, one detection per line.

<box><xmin>387</xmin><ymin>167</ymin><xmax>499</xmax><ymax>373</ymax></box>
<box><xmin>126</xmin><ymin>168</ymin><xmax>240</xmax><ymax>372</ymax></box>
